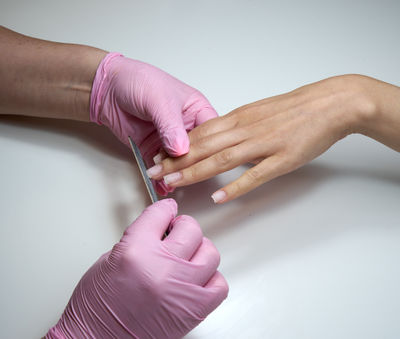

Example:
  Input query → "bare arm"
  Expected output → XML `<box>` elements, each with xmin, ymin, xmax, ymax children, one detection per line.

<box><xmin>0</xmin><ymin>26</ymin><xmax>107</xmax><ymax>121</ymax></box>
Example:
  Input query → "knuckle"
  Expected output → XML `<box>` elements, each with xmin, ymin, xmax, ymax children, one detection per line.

<box><xmin>220</xmin><ymin>277</ymin><xmax>229</xmax><ymax>298</ymax></box>
<box><xmin>286</xmin><ymin>154</ymin><xmax>302</xmax><ymax>171</ymax></box>
<box><xmin>210</xmin><ymin>272</ymin><xmax>229</xmax><ymax>299</ymax></box>
<box><xmin>195</xmin><ymin>125</ymin><xmax>212</xmax><ymax>140</ymax></box>
<box><xmin>174</xmin><ymin>215</ymin><xmax>203</xmax><ymax>237</ymax></box>
<box><xmin>215</xmin><ymin>149</ymin><xmax>234</xmax><ymax>166</ymax></box>
<box><xmin>194</xmin><ymin>138</ymin><xmax>213</xmax><ymax>155</ymax></box>
<box><xmin>230</xmin><ymin>180</ymin><xmax>243</xmax><ymax>196</ymax></box>
<box><xmin>161</xmin><ymin>158</ymin><xmax>175</xmax><ymax>172</ymax></box>
<box><xmin>185</xmin><ymin>165</ymin><xmax>200</xmax><ymax>182</ymax></box>
<box><xmin>272</xmin><ymin>154</ymin><xmax>295</xmax><ymax>174</ymax></box>
<box><xmin>245</xmin><ymin>167</ymin><xmax>264</xmax><ymax>183</ymax></box>
<box><xmin>203</xmin><ymin>238</ymin><xmax>221</xmax><ymax>266</ymax></box>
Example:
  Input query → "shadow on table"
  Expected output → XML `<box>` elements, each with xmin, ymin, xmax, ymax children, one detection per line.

<box><xmin>0</xmin><ymin>115</ymin><xmax>129</xmax><ymax>160</ymax></box>
<box><xmin>171</xmin><ymin>161</ymin><xmax>400</xmax><ymax>232</ymax></box>
<box><xmin>169</xmin><ymin>151</ymin><xmax>400</xmax><ymax>279</ymax></box>
<box><xmin>0</xmin><ymin>115</ymin><xmax>149</xmax><ymax>231</ymax></box>
<box><xmin>2</xmin><ymin>115</ymin><xmax>399</xmax><ymax>266</ymax></box>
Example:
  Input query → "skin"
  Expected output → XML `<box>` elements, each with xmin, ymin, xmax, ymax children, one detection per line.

<box><xmin>148</xmin><ymin>74</ymin><xmax>400</xmax><ymax>203</ymax></box>
<box><xmin>0</xmin><ymin>26</ymin><xmax>107</xmax><ymax>121</ymax></box>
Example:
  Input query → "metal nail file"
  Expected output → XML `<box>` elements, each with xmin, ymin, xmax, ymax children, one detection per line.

<box><xmin>128</xmin><ymin>136</ymin><xmax>170</xmax><ymax>238</ymax></box>
<box><xmin>128</xmin><ymin>136</ymin><xmax>159</xmax><ymax>204</ymax></box>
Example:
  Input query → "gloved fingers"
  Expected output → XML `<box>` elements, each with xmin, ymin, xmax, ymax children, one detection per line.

<box><xmin>200</xmin><ymin>271</ymin><xmax>229</xmax><ymax>315</ymax></box>
<box><xmin>123</xmin><ymin>199</ymin><xmax>177</xmax><ymax>241</ymax></box>
<box><xmin>155</xmin><ymin>92</ymin><xmax>217</xmax><ymax>157</ymax></box>
<box><xmin>163</xmin><ymin>215</ymin><xmax>203</xmax><ymax>260</ymax></box>
<box><xmin>180</xmin><ymin>271</ymin><xmax>229</xmax><ymax>320</ymax></box>
<box><xmin>161</xmin><ymin>127</ymin><xmax>190</xmax><ymax>158</ymax></box>
<box><xmin>186</xmin><ymin>237</ymin><xmax>221</xmax><ymax>286</ymax></box>
<box><xmin>153</xmin><ymin>104</ymin><xmax>190</xmax><ymax>157</ymax></box>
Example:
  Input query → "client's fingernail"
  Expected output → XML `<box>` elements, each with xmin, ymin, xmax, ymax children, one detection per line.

<box><xmin>153</xmin><ymin>153</ymin><xmax>164</xmax><ymax>164</ymax></box>
<box><xmin>163</xmin><ymin>172</ymin><xmax>182</xmax><ymax>185</ymax></box>
<box><xmin>146</xmin><ymin>164</ymin><xmax>163</xmax><ymax>178</ymax></box>
<box><xmin>211</xmin><ymin>190</ymin><xmax>227</xmax><ymax>203</ymax></box>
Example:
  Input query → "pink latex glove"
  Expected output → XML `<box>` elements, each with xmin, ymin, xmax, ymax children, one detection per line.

<box><xmin>46</xmin><ymin>199</ymin><xmax>228</xmax><ymax>339</ymax></box>
<box><xmin>90</xmin><ymin>52</ymin><xmax>218</xmax><ymax>195</ymax></box>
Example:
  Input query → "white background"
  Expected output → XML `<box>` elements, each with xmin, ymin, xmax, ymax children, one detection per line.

<box><xmin>1</xmin><ymin>1</ymin><xmax>400</xmax><ymax>338</ymax></box>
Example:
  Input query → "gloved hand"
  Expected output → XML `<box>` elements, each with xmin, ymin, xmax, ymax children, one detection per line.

<box><xmin>46</xmin><ymin>199</ymin><xmax>228</xmax><ymax>339</ymax></box>
<box><xmin>90</xmin><ymin>53</ymin><xmax>218</xmax><ymax>195</ymax></box>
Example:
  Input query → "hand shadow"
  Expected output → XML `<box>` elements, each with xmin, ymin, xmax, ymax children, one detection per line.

<box><xmin>0</xmin><ymin>115</ymin><xmax>151</xmax><ymax>232</ymax></box>
<box><xmin>170</xmin><ymin>159</ymin><xmax>400</xmax><ymax>279</ymax></box>
<box><xmin>178</xmin><ymin>161</ymin><xmax>400</xmax><ymax>235</ymax></box>
<box><xmin>169</xmin><ymin>163</ymin><xmax>343</xmax><ymax>240</ymax></box>
<box><xmin>3</xmin><ymin>115</ymin><xmax>399</xmax><ymax>255</ymax></box>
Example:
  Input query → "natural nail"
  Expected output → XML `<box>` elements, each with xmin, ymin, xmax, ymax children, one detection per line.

<box><xmin>153</xmin><ymin>153</ymin><xmax>163</xmax><ymax>164</ymax></box>
<box><xmin>146</xmin><ymin>164</ymin><xmax>163</xmax><ymax>178</ymax></box>
<box><xmin>211</xmin><ymin>190</ymin><xmax>227</xmax><ymax>203</ymax></box>
<box><xmin>163</xmin><ymin>172</ymin><xmax>182</xmax><ymax>185</ymax></box>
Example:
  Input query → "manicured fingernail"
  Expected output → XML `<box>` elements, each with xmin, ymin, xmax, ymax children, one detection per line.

<box><xmin>153</xmin><ymin>153</ymin><xmax>164</xmax><ymax>164</ymax></box>
<box><xmin>146</xmin><ymin>164</ymin><xmax>163</xmax><ymax>178</ymax></box>
<box><xmin>163</xmin><ymin>172</ymin><xmax>182</xmax><ymax>185</ymax></box>
<box><xmin>211</xmin><ymin>190</ymin><xmax>227</xmax><ymax>203</ymax></box>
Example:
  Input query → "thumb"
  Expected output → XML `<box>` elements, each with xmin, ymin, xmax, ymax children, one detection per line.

<box><xmin>151</xmin><ymin>102</ymin><xmax>189</xmax><ymax>157</ymax></box>
<box><xmin>160</xmin><ymin>125</ymin><xmax>190</xmax><ymax>157</ymax></box>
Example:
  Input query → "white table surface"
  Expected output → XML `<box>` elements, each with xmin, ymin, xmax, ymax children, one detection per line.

<box><xmin>1</xmin><ymin>1</ymin><xmax>400</xmax><ymax>338</ymax></box>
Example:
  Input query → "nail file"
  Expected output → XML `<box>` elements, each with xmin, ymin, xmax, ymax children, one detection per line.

<box><xmin>128</xmin><ymin>136</ymin><xmax>159</xmax><ymax>204</ymax></box>
<box><xmin>128</xmin><ymin>136</ymin><xmax>170</xmax><ymax>238</ymax></box>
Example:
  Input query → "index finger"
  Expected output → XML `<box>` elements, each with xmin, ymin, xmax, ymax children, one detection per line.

<box><xmin>163</xmin><ymin>141</ymin><xmax>264</xmax><ymax>188</ymax></box>
<box><xmin>147</xmin><ymin>126</ymin><xmax>249</xmax><ymax>181</ymax></box>
<box><xmin>189</xmin><ymin>113</ymin><xmax>237</xmax><ymax>143</ymax></box>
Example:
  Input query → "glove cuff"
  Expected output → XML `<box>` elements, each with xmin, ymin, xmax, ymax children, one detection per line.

<box><xmin>89</xmin><ymin>52</ymin><xmax>123</xmax><ymax>125</ymax></box>
<box><xmin>45</xmin><ymin>325</ymin><xmax>65</xmax><ymax>339</ymax></box>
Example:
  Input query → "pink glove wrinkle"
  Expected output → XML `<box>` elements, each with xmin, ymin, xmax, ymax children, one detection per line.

<box><xmin>90</xmin><ymin>53</ymin><xmax>218</xmax><ymax>195</ymax></box>
<box><xmin>47</xmin><ymin>199</ymin><xmax>228</xmax><ymax>339</ymax></box>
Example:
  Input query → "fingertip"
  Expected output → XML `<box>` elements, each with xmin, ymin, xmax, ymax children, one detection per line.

<box><xmin>211</xmin><ymin>190</ymin><xmax>227</xmax><ymax>204</ymax></box>
<box><xmin>159</xmin><ymin>198</ymin><xmax>178</xmax><ymax>212</ymax></box>
<box><xmin>148</xmin><ymin>198</ymin><xmax>178</xmax><ymax>220</ymax></box>
<box><xmin>162</xmin><ymin>128</ymin><xmax>190</xmax><ymax>157</ymax></box>
<box><xmin>123</xmin><ymin>198</ymin><xmax>177</xmax><ymax>239</ymax></box>
<box><xmin>201</xmin><ymin>237</ymin><xmax>221</xmax><ymax>266</ymax></box>
<box><xmin>164</xmin><ymin>214</ymin><xmax>203</xmax><ymax>260</ymax></box>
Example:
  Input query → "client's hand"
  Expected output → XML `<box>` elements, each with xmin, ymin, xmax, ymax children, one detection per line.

<box><xmin>147</xmin><ymin>75</ymin><xmax>394</xmax><ymax>203</ymax></box>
